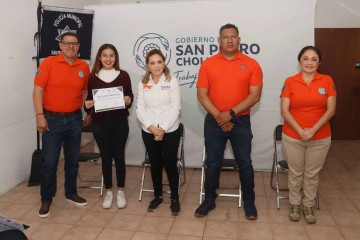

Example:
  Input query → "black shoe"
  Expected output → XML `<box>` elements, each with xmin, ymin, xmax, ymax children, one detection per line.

<box><xmin>38</xmin><ymin>202</ymin><xmax>51</xmax><ymax>218</ymax></box>
<box><xmin>65</xmin><ymin>194</ymin><xmax>88</xmax><ymax>206</ymax></box>
<box><xmin>170</xmin><ymin>199</ymin><xmax>181</xmax><ymax>216</ymax></box>
<box><xmin>148</xmin><ymin>196</ymin><xmax>163</xmax><ymax>212</ymax></box>
<box><xmin>195</xmin><ymin>199</ymin><xmax>216</xmax><ymax>218</ymax></box>
<box><xmin>244</xmin><ymin>202</ymin><xmax>258</xmax><ymax>220</ymax></box>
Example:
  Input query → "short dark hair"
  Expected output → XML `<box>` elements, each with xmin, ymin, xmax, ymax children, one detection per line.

<box><xmin>219</xmin><ymin>23</ymin><xmax>239</xmax><ymax>36</ymax></box>
<box><xmin>60</xmin><ymin>32</ymin><xmax>80</xmax><ymax>42</ymax></box>
<box><xmin>298</xmin><ymin>46</ymin><xmax>322</xmax><ymax>62</ymax></box>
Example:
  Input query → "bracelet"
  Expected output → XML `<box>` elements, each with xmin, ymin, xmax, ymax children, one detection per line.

<box><xmin>36</xmin><ymin>113</ymin><xmax>44</xmax><ymax>116</ymax></box>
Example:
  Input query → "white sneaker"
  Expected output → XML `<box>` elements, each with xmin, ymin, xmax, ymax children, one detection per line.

<box><xmin>103</xmin><ymin>191</ymin><xmax>113</xmax><ymax>209</ymax></box>
<box><xmin>117</xmin><ymin>191</ymin><xmax>126</xmax><ymax>209</ymax></box>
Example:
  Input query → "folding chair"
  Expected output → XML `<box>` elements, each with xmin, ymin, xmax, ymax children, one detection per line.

<box><xmin>270</xmin><ymin>124</ymin><xmax>319</xmax><ymax>209</ymax></box>
<box><xmin>199</xmin><ymin>145</ymin><xmax>242</xmax><ymax>208</ymax></box>
<box><xmin>77</xmin><ymin>123</ymin><xmax>104</xmax><ymax>196</ymax></box>
<box><xmin>139</xmin><ymin>123</ymin><xmax>186</xmax><ymax>201</ymax></box>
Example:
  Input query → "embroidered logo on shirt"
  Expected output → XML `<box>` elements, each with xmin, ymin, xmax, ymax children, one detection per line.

<box><xmin>78</xmin><ymin>71</ymin><xmax>84</xmax><ymax>78</ymax></box>
<box><xmin>333</xmin><ymin>84</ymin><xmax>336</xmax><ymax>91</ymax></box>
<box><xmin>318</xmin><ymin>87</ymin><xmax>326</xmax><ymax>95</ymax></box>
<box><xmin>239</xmin><ymin>64</ymin><xmax>247</xmax><ymax>70</ymax></box>
<box><xmin>282</xmin><ymin>85</ymin><xmax>286</xmax><ymax>91</ymax></box>
<box><xmin>35</xmin><ymin>70</ymin><xmax>40</xmax><ymax>76</ymax></box>
<box><xmin>161</xmin><ymin>85</ymin><xmax>170</xmax><ymax>90</ymax></box>
<box><xmin>143</xmin><ymin>84</ymin><xmax>153</xmax><ymax>89</ymax></box>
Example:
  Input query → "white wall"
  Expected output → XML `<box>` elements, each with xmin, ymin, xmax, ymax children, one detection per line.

<box><xmin>0</xmin><ymin>0</ymin><xmax>100</xmax><ymax>195</ymax></box>
<box><xmin>316</xmin><ymin>0</ymin><xmax>360</xmax><ymax>27</ymax></box>
<box><xmin>0</xmin><ymin>0</ymin><xmax>359</xmax><ymax>195</ymax></box>
<box><xmin>99</xmin><ymin>0</ymin><xmax>360</xmax><ymax>27</ymax></box>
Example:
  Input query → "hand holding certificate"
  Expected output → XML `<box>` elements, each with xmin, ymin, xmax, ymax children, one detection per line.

<box><xmin>92</xmin><ymin>87</ymin><xmax>125</xmax><ymax>112</ymax></box>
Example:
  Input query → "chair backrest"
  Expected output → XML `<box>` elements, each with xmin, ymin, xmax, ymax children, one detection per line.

<box><xmin>82</xmin><ymin>122</ymin><xmax>94</xmax><ymax>133</ymax></box>
<box><xmin>177</xmin><ymin>123</ymin><xmax>185</xmax><ymax>160</ymax></box>
<box><xmin>273</xmin><ymin>124</ymin><xmax>288</xmax><ymax>170</ymax></box>
<box><xmin>178</xmin><ymin>122</ymin><xmax>184</xmax><ymax>138</ymax></box>
<box><xmin>222</xmin><ymin>158</ymin><xmax>239</xmax><ymax>170</ymax></box>
<box><xmin>274</xmin><ymin>124</ymin><xmax>283</xmax><ymax>141</ymax></box>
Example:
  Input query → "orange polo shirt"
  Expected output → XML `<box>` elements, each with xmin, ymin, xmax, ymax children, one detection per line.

<box><xmin>280</xmin><ymin>72</ymin><xmax>337</xmax><ymax>140</ymax></box>
<box><xmin>197</xmin><ymin>51</ymin><xmax>263</xmax><ymax>115</ymax></box>
<box><xmin>34</xmin><ymin>54</ymin><xmax>90</xmax><ymax>112</ymax></box>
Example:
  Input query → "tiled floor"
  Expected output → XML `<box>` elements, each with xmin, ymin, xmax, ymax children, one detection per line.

<box><xmin>1</xmin><ymin>140</ymin><xmax>360</xmax><ymax>239</ymax></box>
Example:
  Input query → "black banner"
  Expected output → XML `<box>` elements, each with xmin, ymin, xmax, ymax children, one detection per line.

<box><xmin>39</xmin><ymin>6</ymin><xmax>94</xmax><ymax>60</ymax></box>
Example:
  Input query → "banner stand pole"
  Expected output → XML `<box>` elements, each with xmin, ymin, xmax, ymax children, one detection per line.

<box><xmin>28</xmin><ymin>0</ymin><xmax>43</xmax><ymax>187</ymax></box>
<box><xmin>33</xmin><ymin>0</ymin><xmax>42</xmax><ymax>150</ymax></box>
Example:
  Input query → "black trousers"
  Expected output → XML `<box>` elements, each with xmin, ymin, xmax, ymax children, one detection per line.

<box><xmin>0</xmin><ymin>229</ymin><xmax>28</xmax><ymax>240</ymax></box>
<box><xmin>142</xmin><ymin>126</ymin><xmax>181</xmax><ymax>200</ymax></box>
<box><xmin>93</xmin><ymin>114</ymin><xmax>129</xmax><ymax>189</ymax></box>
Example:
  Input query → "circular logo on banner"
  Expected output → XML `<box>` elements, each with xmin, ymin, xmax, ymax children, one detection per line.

<box><xmin>133</xmin><ymin>33</ymin><xmax>171</xmax><ymax>70</ymax></box>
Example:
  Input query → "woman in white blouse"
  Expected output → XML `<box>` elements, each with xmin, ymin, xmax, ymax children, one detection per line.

<box><xmin>136</xmin><ymin>49</ymin><xmax>181</xmax><ymax>216</ymax></box>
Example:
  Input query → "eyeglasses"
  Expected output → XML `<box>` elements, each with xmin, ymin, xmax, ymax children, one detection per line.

<box><xmin>61</xmin><ymin>42</ymin><xmax>80</xmax><ymax>47</ymax></box>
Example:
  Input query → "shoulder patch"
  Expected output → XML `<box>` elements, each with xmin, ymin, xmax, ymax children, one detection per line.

<box><xmin>281</xmin><ymin>85</ymin><xmax>286</xmax><ymax>91</ymax></box>
<box><xmin>35</xmin><ymin>70</ymin><xmax>40</xmax><ymax>76</ymax></box>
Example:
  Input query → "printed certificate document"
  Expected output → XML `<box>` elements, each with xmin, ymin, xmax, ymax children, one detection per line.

<box><xmin>92</xmin><ymin>87</ymin><xmax>125</xmax><ymax>112</ymax></box>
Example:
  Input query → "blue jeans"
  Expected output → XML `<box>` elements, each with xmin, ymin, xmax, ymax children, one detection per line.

<box><xmin>41</xmin><ymin>110</ymin><xmax>82</xmax><ymax>203</ymax></box>
<box><xmin>204</xmin><ymin>114</ymin><xmax>255</xmax><ymax>202</ymax></box>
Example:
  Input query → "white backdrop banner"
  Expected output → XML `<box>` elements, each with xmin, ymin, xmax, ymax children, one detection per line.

<box><xmin>87</xmin><ymin>0</ymin><xmax>316</xmax><ymax>169</ymax></box>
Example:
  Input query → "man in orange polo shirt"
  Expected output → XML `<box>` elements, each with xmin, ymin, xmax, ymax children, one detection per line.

<box><xmin>195</xmin><ymin>24</ymin><xmax>263</xmax><ymax>219</ymax></box>
<box><xmin>33</xmin><ymin>32</ymin><xmax>90</xmax><ymax>218</ymax></box>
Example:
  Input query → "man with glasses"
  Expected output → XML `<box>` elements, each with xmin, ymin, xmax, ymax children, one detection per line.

<box><xmin>195</xmin><ymin>23</ymin><xmax>263</xmax><ymax>220</ymax></box>
<box><xmin>33</xmin><ymin>32</ymin><xmax>90</xmax><ymax>218</ymax></box>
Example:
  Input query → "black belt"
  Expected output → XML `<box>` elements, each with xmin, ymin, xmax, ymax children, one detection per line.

<box><xmin>44</xmin><ymin>109</ymin><xmax>81</xmax><ymax>117</ymax></box>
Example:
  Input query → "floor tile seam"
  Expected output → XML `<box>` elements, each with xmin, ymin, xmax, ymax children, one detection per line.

<box><xmin>133</xmin><ymin>214</ymin><xmax>174</xmax><ymax>235</ymax></box>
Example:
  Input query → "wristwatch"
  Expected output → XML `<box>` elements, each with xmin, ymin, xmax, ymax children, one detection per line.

<box><xmin>229</xmin><ymin>109</ymin><xmax>236</xmax><ymax>118</ymax></box>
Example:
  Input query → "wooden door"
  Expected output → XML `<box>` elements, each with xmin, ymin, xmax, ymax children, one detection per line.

<box><xmin>315</xmin><ymin>28</ymin><xmax>360</xmax><ymax>139</ymax></box>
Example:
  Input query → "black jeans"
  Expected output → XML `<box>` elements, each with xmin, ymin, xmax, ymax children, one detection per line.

<box><xmin>93</xmin><ymin>114</ymin><xmax>129</xmax><ymax>189</ymax></box>
<box><xmin>142</xmin><ymin>126</ymin><xmax>181</xmax><ymax>200</ymax></box>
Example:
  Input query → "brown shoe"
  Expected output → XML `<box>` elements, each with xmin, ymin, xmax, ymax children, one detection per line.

<box><xmin>65</xmin><ymin>194</ymin><xmax>88</xmax><ymax>206</ymax></box>
<box><xmin>244</xmin><ymin>202</ymin><xmax>258</xmax><ymax>221</ymax></box>
<box><xmin>289</xmin><ymin>204</ymin><xmax>300</xmax><ymax>222</ymax></box>
<box><xmin>38</xmin><ymin>202</ymin><xmax>51</xmax><ymax>218</ymax></box>
<box><xmin>303</xmin><ymin>206</ymin><xmax>316</xmax><ymax>224</ymax></box>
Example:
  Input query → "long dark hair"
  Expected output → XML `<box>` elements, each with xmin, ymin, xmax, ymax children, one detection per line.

<box><xmin>91</xmin><ymin>44</ymin><xmax>120</xmax><ymax>77</ymax></box>
<box><xmin>142</xmin><ymin>49</ymin><xmax>171</xmax><ymax>84</ymax></box>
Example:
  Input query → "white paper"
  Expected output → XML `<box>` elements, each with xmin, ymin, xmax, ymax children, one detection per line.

<box><xmin>92</xmin><ymin>86</ymin><xmax>125</xmax><ymax>113</ymax></box>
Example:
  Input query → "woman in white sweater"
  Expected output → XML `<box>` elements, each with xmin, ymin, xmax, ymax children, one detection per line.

<box><xmin>136</xmin><ymin>49</ymin><xmax>181</xmax><ymax>216</ymax></box>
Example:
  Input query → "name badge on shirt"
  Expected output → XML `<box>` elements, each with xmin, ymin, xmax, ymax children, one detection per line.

<box><xmin>161</xmin><ymin>85</ymin><xmax>170</xmax><ymax>90</ymax></box>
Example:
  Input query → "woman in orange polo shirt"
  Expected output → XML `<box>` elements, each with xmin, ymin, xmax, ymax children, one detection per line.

<box><xmin>280</xmin><ymin>46</ymin><xmax>336</xmax><ymax>224</ymax></box>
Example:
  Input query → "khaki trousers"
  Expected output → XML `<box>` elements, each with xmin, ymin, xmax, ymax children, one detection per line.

<box><xmin>282</xmin><ymin>134</ymin><xmax>331</xmax><ymax>207</ymax></box>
